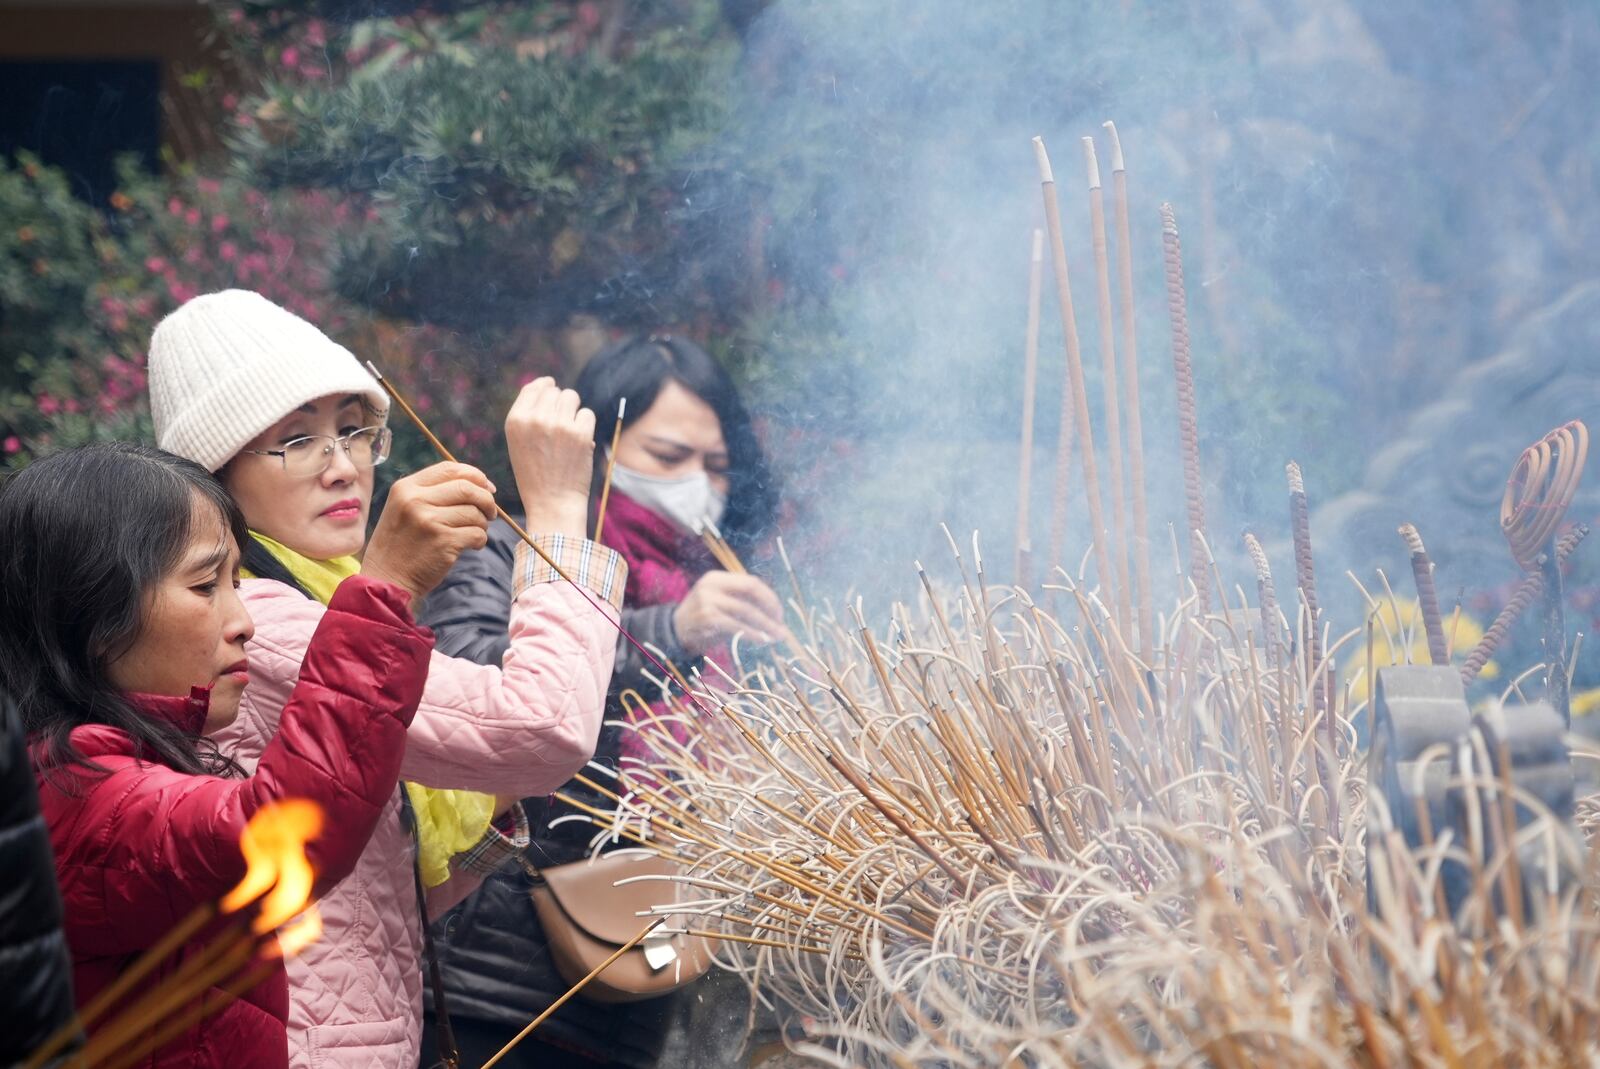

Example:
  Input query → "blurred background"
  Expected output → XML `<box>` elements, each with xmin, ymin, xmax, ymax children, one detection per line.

<box><xmin>3</xmin><ymin>0</ymin><xmax>1600</xmax><ymax>682</ymax></box>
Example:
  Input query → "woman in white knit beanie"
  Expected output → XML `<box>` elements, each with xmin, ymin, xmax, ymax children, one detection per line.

<box><xmin>146</xmin><ymin>290</ymin><xmax>627</xmax><ymax>1069</ymax></box>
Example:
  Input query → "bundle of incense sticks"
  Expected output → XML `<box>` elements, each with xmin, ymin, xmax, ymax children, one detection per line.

<box><xmin>25</xmin><ymin>801</ymin><xmax>325</xmax><ymax>1069</ymax></box>
<box><xmin>698</xmin><ymin>518</ymin><xmax>746</xmax><ymax>575</ymax></box>
<box><xmin>360</xmin><ymin>132</ymin><xmax>1599</xmax><ymax>1068</ymax></box>
<box><xmin>591</xmin><ymin>527</ymin><xmax>1592</xmax><ymax>1068</ymax></box>
<box><xmin>519</xmin><ymin>131</ymin><xmax>1593</xmax><ymax>1067</ymax></box>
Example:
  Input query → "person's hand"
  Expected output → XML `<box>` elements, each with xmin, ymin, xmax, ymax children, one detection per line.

<box><xmin>361</xmin><ymin>462</ymin><xmax>496</xmax><ymax>602</ymax></box>
<box><xmin>672</xmin><ymin>572</ymin><xmax>789</xmax><ymax>655</ymax></box>
<box><xmin>505</xmin><ymin>377</ymin><xmax>594</xmax><ymax>538</ymax></box>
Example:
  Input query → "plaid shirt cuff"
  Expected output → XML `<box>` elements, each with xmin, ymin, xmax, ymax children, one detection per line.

<box><xmin>452</xmin><ymin>801</ymin><xmax>531</xmax><ymax>879</ymax></box>
<box><xmin>512</xmin><ymin>535</ymin><xmax>627</xmax><ymax>613</ymax></box>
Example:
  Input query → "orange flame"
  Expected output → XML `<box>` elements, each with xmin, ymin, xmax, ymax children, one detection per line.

<box><xmin>269</xmin><ymin>908</ymin><xmax>324</xmax><ymax>959</ymax></box>
<box><xmin>220</xmin><ymin>799</ymin><xmax>324</xmax><ymax>934</ymax></box>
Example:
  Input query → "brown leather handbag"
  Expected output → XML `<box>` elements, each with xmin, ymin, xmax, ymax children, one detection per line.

<box><xmin>523</xmin><ymin>851</ymin><xmax>714</xmax><ymax>1003</ymax></box>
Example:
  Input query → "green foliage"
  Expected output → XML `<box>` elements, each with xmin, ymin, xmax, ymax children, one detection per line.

<box><xmin>0</xmin><ymin>155</ymin><xmax>105</xmax><ymax>397</ymax></box>
<box><xmin>229</xmin><ymin>2</ymin><xmax>739</xmax><ymax>327</ymax></box>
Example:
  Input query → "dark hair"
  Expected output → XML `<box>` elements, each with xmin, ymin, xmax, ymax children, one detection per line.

<box><xmin>574</xmin><ymin>335</ymin><xmax>778</xmax><ymax>549</ymax></box>
<box><xmin>0</xmin><ymin>443</ymin><xmax>250</xmax><ymax>784</ymax></box>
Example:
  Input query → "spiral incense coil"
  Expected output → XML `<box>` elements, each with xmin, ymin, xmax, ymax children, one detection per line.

<box><xmin>1501</xmin><ymin>420</ymin><xmax>1587</xmax><ymax>571</ymax></box>
<box><xmin>1461</xmin><ymin>523</ymin><xmax>1589</xmax><ymax>684</ymax></box>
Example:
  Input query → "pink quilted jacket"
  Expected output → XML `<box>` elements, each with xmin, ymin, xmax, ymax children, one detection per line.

<box><xmin>210</xmin><ymin>538</ymin><xmax>625</xmax><ymax>1069</ymax></box>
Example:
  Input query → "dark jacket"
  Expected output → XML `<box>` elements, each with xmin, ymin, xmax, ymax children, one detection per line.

<box><xmin>35</xmin><ymin>577</ymin><xmax>432</xmax><ymax>1069</ymax></box>
<box><xmin>420</xmin><ymin>511</ymin><xmax>698</xmax><ymax>1067</ymax></box>
<box><xmin>1</xmin><ymin>695</ymin><xmax>76</xmax><ymax>1067</ymax></box>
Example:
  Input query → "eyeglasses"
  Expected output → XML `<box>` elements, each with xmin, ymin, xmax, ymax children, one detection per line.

<box><xmin>242</xmin><ymin>425</ymin><xmax>393</xmax><ymax>478</ymax></box>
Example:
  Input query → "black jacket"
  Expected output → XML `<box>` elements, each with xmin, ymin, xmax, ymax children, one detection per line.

<box><xmin>419</xmin><ymin>519</ymin><xmax>692</xmax><ymax>1067</ymax></box>
<box><xmin>1</xmin><ymin>695</ymin><xmax>78</xmax><ymax>1067</ymax></box>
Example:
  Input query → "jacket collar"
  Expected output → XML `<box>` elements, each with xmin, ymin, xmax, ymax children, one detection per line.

<box><xmin>127</xmin><ymin>686</ymin><xmax>213</xmax><ymax>737</ymax></box>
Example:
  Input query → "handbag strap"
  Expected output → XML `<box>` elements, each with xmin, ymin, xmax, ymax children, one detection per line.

<box><xmin>400</xmin><ymin>788</ymin><xmax>460</xmax><ymax>1069</ymax></box>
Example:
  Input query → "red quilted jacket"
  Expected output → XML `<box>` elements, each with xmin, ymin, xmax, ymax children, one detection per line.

<box><xmin>33</xmin><ymin>576</ymin><xmax>433</xmax><ymax>1069</ymax></box>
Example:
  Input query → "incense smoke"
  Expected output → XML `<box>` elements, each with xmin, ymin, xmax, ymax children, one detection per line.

<box><xmin>704</xmin><ymin>0</ymin><xmax>1600</xmax><ymax>622</ymax></box>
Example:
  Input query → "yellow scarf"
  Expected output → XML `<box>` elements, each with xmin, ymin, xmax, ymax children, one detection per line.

<box><xmin>243</xmin><ymin>531</ymin><xmax>496</xmax><ymax>887</ymax></box>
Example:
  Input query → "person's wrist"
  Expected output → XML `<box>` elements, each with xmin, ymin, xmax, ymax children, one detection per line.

<box><xmin>520</xmin><ymin>490</ymin><xmax>590</xmax><ymax>538</ymax></box>
<box><xmin>360</xmin><ymin>559</ymin><xmax>423</xmax><ymax>603</ymax></box>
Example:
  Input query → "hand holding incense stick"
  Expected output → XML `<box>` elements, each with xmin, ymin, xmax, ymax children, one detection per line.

<box><xmin>365</xmin><ymin>362</ymin><xmax>733</xmax><ymax>722</ymax></box>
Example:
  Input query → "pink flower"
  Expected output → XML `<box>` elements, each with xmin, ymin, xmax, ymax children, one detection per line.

<box><xmin>145</xmin><ymin>256</ymin><xmax>168</xmax><ymax>274</ymax></box>
<box><xmin>197</xmin><ymin>177</ymin><xmax>221</xmax><ymax>197</ymax></box>
<box><xmin>222</xmin><ymin>93</ymin><xmax>238</xmax><ymax>112</ymax></box>
<box><xmin>3</xmin><ymin>437</ymin><xmax>19</xmax><ymax>455</ymax></box>
<box><xmin>64</xmin><ymin>399</ymin><xmax>80</xmax><ymax>415</ymax></box>
<box><xmin>168</xmin><ymin>280</ymin><xmax>198</xmax><ymax>304</ymax></box>
<box><xmin>38</xmin><ymin>394</ymin><xmax>59</xmax><ymax>416</ymax></box>
<box><xmin>211</xmin><ymin>214</ymin><xmax>230</xmax><ymax>234</ymax></box>
<box><xmin>168</xmin><ymin>197</ymin><xmax>183</xmax><ymax>217</ymax></box>
<box><xmin>220</xmin><ymin>241</ymin><xmax>239</xmax><ymax>262</ymax></box>
<box><xmin>281</xmin><ymin>46</ymin><xmax>300</xmax><ymax>68</ymax></box>
<box><xmin>184</xmin><ymin>208</ymin><xmax>201</xmax><ymax>227</ymax></box>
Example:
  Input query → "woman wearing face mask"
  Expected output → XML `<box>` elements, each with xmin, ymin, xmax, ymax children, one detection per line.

<box><xmin>145</xmin><ymin>290</ymin><xmax>627</xmax><ymax>1069</ymax></box>
<box><xmin>0</xmin><ymin>443</ymin><xmax>434</xmax><ymax>1069</ymax></box>
<box><xmin>417</xmin><ymin>334</ymin><xmax>783</xmax><ymax>1069</ymax></box>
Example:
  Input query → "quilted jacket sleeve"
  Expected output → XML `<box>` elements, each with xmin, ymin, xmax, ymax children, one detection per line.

<box><xmin>243</xmin><ymin>535</ymin><xmax>626</xmax><ymax>799</ymax></box>
<box><xmin>0</xmin><ymin>697</ymin><xmax>76</xmax><ymax>1066</ymax></box>
<box><xmin>47</xmin><ymin>577</ymin><xmax>431</xmax><ymax>959</ymax></box>
<box><xmin>419</xmin><ymin>518</ymin><xmax>684</xmax><ymax>692</ymax></box>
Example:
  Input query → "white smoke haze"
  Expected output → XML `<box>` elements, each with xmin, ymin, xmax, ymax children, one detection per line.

<box><xmin>702</xmin><ymin>0</ymin><xmax>1600</xmax><ymax>628</ymax></box>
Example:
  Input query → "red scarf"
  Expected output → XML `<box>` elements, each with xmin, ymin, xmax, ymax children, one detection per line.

<box><xmin>599</xmin><ymin>492</ymin><xmax>726</xmax><ymax>765</ymax></box>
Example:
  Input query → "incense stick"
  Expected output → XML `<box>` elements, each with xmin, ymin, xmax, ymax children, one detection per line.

<box><xmin>479</xmin><ymin>918</ymin><xmax>666</xmax><ymax>1069</ymax></box>
<box><xmin>1033</xmin><ymin>136</ymin><xmax>1112</xmax><ymax>594</ymax></box>
<box><xmin>365</xmin><ymin>361</ymin><xmax>723</xmax><ymax>726</ymax></box>
<box><xmin>21</xmin><ymin>903</ymin><xmax>219</xmax><ymax>1069</ymax></box>
<box><xmin>593</xmin><ymin>397</ymin><xmax>626</xmax><ymax>543</ymax></box>
<box><xmin>1104</xmin><ymin>121</ymin><xmax>1153</xmax><ymax>655</ymax></box>
<box><xmin>1161</xmin><ymin>203</ymin><xmax>1209</xmax><ymax>613</ymax></box>
<box><xmin>1084</xmin><ymin>136</ymin><xmax>1132</xmax><ymax>642</ymax></box>
<box><xmin>1015</xmin><ymin>227</ymin><xmax>1044</xmax><ymax>586</ymax></box>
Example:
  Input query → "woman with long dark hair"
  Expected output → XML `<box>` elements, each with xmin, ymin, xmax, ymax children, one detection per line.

<box><xmin>0</xmin><ymin>443</ymin><xmax>437</xmax><ymax>1069</ymax></box>
<box><xmin>144</xmin><ymin>289</ymin><xmax>626</xmax><ymax>1069</ymax></box>
<box><xmin>418</xmin><ymin>334</ymin><xmax>784</xmax><ymax>1069</ymax></box>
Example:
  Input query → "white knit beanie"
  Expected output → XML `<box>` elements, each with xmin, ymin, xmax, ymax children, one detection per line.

<box><xmin>148</xmin><ymin>290</ymin><xmax>389</xmax><ymax>472</ymax></box>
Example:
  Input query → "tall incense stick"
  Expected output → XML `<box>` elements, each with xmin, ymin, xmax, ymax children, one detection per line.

<box><xmin>1161</xmin><ymin>203</ymin><xmax>1209</xmax><ymax>613</ymax></box>
<box><xmin>1015</xmin><ymin>227</ymin><xmax>1044</xmax><ymax>585</ymax></box>
<box><xmin>1084</xmin><ymin>136</ymin><xmax>1131</xmax><ymax>640</ymax></box>
<box><xmin>1104</xmin><ymin>121</ymin><xmax>1153</xmax><ymax>654</ymax></box>
<box><xmin>1033</xmin><ymin>136</ymin><xmax>1112</xmax><ymax>594</ymax></box>
<box><xmin>593</xmin><ymin>397</ymin><xmax>626</xmax><ymax>542</ymax></box>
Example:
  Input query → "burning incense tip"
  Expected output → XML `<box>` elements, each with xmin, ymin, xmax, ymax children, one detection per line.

<box><xmin>1103</xmin><ymin>120</ymin><xmax>1126</xmax><ymax>171</ymax></box>
<box><xmin>617</xmin><ymin>396</ymin><xmax>627</xmax><ymax>420</ymax></box>
<box><xmin>1286</xmin><ymin>460</ymin><xmax>1305</xmax><ymax>495</ymax></box>
<box><xmin>1031</xmin><ymin>136</ymin><xmax>1054</xmax><ymax>184</ymax></box>
<box><xmin>1031</xmin><ymin>227</ymin><xmax>1044</xmax><ymax>261</ymax></box>
<box><xmin>1081</xmin><ymin>137</ymin><xmax>1101</xmax><ymax>189</ymax></box>
<box><xmin>1398</xmin><ymin>522</ymin><xmax>1425</xmax><ymax>556</ymax></box>
<box><xmin>362</xmin><ymin>359</ymin><xmax>386</xmax><ymax>382</ymax></box>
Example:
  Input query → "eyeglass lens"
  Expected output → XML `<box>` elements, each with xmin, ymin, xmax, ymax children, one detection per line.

<box><xmin>282</xmin><ymin>427</ymin><xmax>391</xmax><ymax>476</ymax></box>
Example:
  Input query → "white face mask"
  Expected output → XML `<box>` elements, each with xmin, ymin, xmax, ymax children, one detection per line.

<box><xmin>609</xmin><ymin>462</ymin><xmax>727</xmax><ymax>535</ymax></box>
